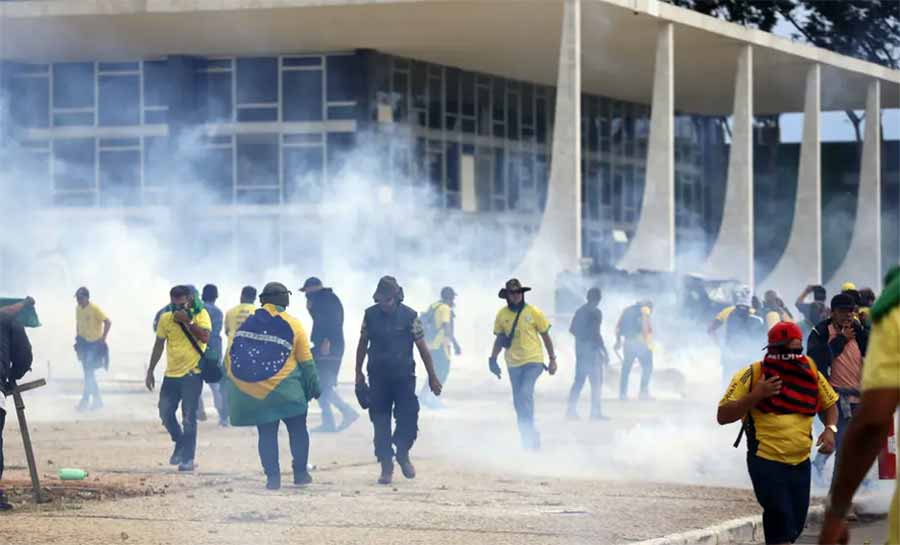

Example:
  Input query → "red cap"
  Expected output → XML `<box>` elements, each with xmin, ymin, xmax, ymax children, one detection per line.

<box><xmin>766</xmin><ymin>321</ymin><xmax>804</xmax><ymax>349</ymax></box>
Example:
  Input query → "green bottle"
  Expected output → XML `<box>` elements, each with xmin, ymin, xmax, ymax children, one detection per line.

<box><xmin>58</xmin><ymin>468</ymin><xmax>88</xmax><ymax>480</ymax></box>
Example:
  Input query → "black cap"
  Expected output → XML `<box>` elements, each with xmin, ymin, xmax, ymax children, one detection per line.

<box><xmin>300</xmin><ymin>277</ymin><xmax>324</xmax><ymax>292</ymax></box>
<box><xmin>259</xmin><ymin>282</ymin><xmax>291</xmax><ymax>308</ymax></box>
<box><xmin>831</xmin><ymin>293</ymin><xmax>857</xmax><ymax>310</ymax></box>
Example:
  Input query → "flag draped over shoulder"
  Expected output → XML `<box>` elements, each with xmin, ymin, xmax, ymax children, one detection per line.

<box><xmin>225</xmin><ymin>305</ymin><xmax>319</xmax><ymax>426</ymax></box>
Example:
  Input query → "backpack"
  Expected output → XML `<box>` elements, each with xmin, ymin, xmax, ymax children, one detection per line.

<box><xmin>619</xmin><ymin>305</ymin><xmax>643</xmax><ymax>338</ymax></box>
<box><xmin>419</xmin><ymin>302</ymin><xmax>443</xmax><ymax>343</ymax></box>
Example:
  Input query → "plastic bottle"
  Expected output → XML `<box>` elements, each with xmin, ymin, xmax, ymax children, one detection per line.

<box><xmin>58</xmin><ymin>468</ymin><xmax>88</xmax><ymax>480</ymax></box>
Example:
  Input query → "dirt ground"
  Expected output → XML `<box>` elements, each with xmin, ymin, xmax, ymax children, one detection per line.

<box><xmin>0</xmin><ymin>380</ymin><xmax>764</xmax><ymax>545</ymax></box>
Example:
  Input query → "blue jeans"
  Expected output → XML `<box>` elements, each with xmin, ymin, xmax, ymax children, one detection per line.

<box><xmin>80</xmin><ymin>365</ymin><xmax>102</xmax><ymax>406</ymax></box>
<box><xmin>508</xmin><ymin>363</ymin><xmax>544</xmax><ymax>449</ymax></box>
<box><xmin>257</xmin><ymin>413</ymin><xmax>309</xmax><ymax>478</ymax></box>
<box><xmin>568</xmin><ymin>343</ymin><xmax>604</xmax><ymax>417</ymax></box>
<box><xmin>158</xmin><ymin>373</ymin><xmax>203</xmax><ymax>462</ymax></box>
<box><xmin>833</xmin><ymin>392</ymin><xmax>859</xmax><ymax>480</ymax></box>
<box><xmin>621</xmin><ymin>340</ymin><xmax>653</xmax><ymax>398</ymax></box>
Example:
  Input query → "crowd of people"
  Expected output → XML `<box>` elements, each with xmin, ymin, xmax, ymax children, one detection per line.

<box><xmin>0</xmin><ymin>270</ymin><xmax>896</xmax><ymax>545</ymax></box>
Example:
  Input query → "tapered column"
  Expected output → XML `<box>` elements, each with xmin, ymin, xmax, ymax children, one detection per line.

<box><xmin>515</xmin><ymin>0</ymin><xmax>581</xmax><ymax>288</ymax></box>
<box><xmin>703</xmin><ymin>45</ymin><xmax>754</xmax><ymax>287</ymax></box>
<box><xmin>619</xmin><ymin>22</ymin><xmax>674</xmax><ymax>272</ymax></box>
<box><xmin>830</xmin><ymin>80</ymin><xmax>882</xmax><ymax>290</ymax></box>
<box><xmin>762</xmin><ymin>64</ymin><xmax>821</xmax><ymax>294</ymax></box>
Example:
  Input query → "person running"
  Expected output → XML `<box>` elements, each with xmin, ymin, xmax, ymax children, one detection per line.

<box><xmin>145</xmin><ymin>285</ymin><xmax>211</xmax><ymax>472</ymax></box>
<box><xmin>226</xmin><ymin>282</ymin><xmax>320</xmax><ymax>490</ymax></box>
<box><xmin>301</xmin><ymin>277</ymin><xmax>358</xmax><ymax>432</ymax></box>
<box><xmin>356</xmin><ymin>276</ymin><xmax>442</xmax><ymax>484</ymax></box>
<box><xmin>567</xmin><ymin>287</ymin><xmax>608</xmax><ymax>420</ymax></box>
<box><xmin>489</xmin><ymin>279</ymin><xmax>557</xmax><ymax>450</ymax></box>
<box><xmin>615</xmin><ymin>300</ymin><xmax>654</xmax><ymax>400</ymax></box>
<box><xmin>74</xmin><ymin>287</ymin><xmax>111</xmax><ymax>411</ymax></box>
<box><xmin>718</xmin><ymin>322</ymin><xmax>838</xmax><ymax>545</ymax></box>
<box><xmin>419</xmin><ymin>286</ymin><xmax>461</xmax><ymax>409</ymax></box>
<box><xmin>819</xmin><ymin>267</ymin><xmax>900</xmax><ymax>545</ymax></box>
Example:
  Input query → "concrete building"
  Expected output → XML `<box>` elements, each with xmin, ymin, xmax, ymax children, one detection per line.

<box><xmin>1</xmin><ymin>0</ymin><xmax>898</xmax><ymax>296</ymax></box>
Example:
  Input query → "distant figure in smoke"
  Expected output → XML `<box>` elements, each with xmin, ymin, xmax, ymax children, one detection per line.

<box><xmin>301</xmin><ymin>277</ymin><xmax>358</xmax><ymax>433</ymax></box>
<box><xmin>226</xmin><ymin>282</ymin><xmax>320</xmax><ymax>490</ymax></box>
<box><xmin>857</xmin><ymin>287</ymin><xmax>876</xmax><ymax>330</ymax></box>
<box><xmin>356</xmin><ymin>276</ymin><xmax>442</xmax><ymax>484</ymax></box>
<box><xmin>489</xmin><ymin>279</ymin><xmax>557</xmax><ymax>450</ymax></box>
<box><xmin>146</xmin><ymin>285</ymin><xmax>212</xmax><ymax>472</ymax></box>
<box><xmin>718</xmin><ymin>322</ymin><xmax>837</xmax><ymax>545</ymax></box>
<box><xmin>419</xmin><ymin>286</ymin><xmax>461</xmax><ymax>409</ymax></box>
<box><xmin>222</xmin><ymin>285</ymin><xmax>258</xmax><ymax>427</ymax></box>
<box><xmin>807</xmin><ymin>293</ymin><xmax>868</xmax><ymax>484</ymax></box>
<box><xmin>795</xmin><ymin>284</ymin><xmax>829</xmax><ymax>340</ymax></box>
<box><xmin>761</xmin><ymin>289</ymin><xmax>794</xmax><ymax>330</ymax></box>
<box><xmin>614</xmin><ymin>300</ymin><xmax>654</xmax><ymax>400</ymax></box>
<box><xmin>201</xmin><ymin>284</ymin><xmax>228</xmax><ymax>427</ymax></box>
<box><xmin>0</xmin><ymin>305</ymin><xmax>34</xmax><ymax>511</ymax></box>
<box><xmin>74</xmin><ymin>287</ymin><xmax>111</xmax><ymax>411</ymax></box>
<box><xmin>567</xmin><ymin>287</ymin><xmax>608</xmax><ymax>420</ymax></box>
<box><xmin>709</xmin><ymin>286</ymin><xmax>765</xmax><ymax>388</ymax></box>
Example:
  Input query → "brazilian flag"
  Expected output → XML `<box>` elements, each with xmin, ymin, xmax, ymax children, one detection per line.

<box><xmin>225</xmin><ymin>305</ymin><xmax>319</xmax><ymax>427</ymax></box>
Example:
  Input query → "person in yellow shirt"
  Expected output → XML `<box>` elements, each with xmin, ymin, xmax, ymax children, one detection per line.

<box><xmin>489</xmin><ymin>279</ymin><xmax>557</xmax><ymax>450</ymax></box>
<box><xmin>615</xmin><ymin>300</ymin><xmax>655</xmax><ymax>400</ymax></box>
<box><xmin>145</xmin><ymin>285</ymin><xmax>211</xmax><ymax>472</ymax></box>
<box><xmin>419</xmin><ymin>286</ymin><xmax>461</xmax><ymax>409</ymax></box>
<box><xmin>74</xmin><ymin>287</ymin><xmax>111</xmax><ymax>411</ymax></box>
<box><xmin>220</xmin><ymin>286</ymin><xmax>257</xmax><ymax>427</ymax></box>
<box><xmin>820</xmin><ymin>267</ymin><xmax>900</xmax><ymax>545</ymax></box>
<box><xmin>719</xmin><ymin>321</ymin><xmax>838</xmax><ymax>545</ymax></box>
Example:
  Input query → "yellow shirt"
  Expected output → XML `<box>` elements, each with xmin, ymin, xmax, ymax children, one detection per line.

<box><xmin>494</xmin><ymin>304</ymin><xmax>551</xmax><ymax>367</ymax></box>
<box><xmin>860</xmin><ymin>306</ymin><xmax>900</xmax><ymax>545</ymax></box>
<box><xmin>427</xmin><ymin>302</ymin><xmax>453</xmax><ymax>352</ymax></box>
<box><xmin>225</xmin><ymin>303</ymin><xmax>256</xmax><ymax>342</ymax></box>
<box><xmin>156</xmin><ymin>308</ymin><xmax>212</xmax><ymax>378</ymax></box>
<box><xmin>76</xmin><ymin>302</ymin><xmax>108</xmax><ymax>342</ymax></box>
<box><xmin>720</xmin><ymin>363</ymin><xmax>838</xmax><ymax>465</ymax></box>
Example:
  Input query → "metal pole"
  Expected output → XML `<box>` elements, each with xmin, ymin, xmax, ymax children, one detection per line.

<box><xmin>7</xmin><ymin>380</ymin><xmax>49</xmax><ymax>504</ymax></box>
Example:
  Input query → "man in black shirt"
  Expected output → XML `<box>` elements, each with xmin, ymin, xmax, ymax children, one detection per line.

<box><xmin>301</xmin><ymin>277</ymin><xmax>358</xmax><ymax>433</ymax></box>
<box><xmin>355</xmin><ymin>276</ymin><xmax>442</xmax><ymax>485</ymax></box>
<box><xmin>0</xmin><ymin>309</ymin><xmax>34</xmax><ymax>510</ymax></box>
<box><xmin>567</xmin><ymin>288</ymin><xmax>608</xmax><ymax>420</ymax></box>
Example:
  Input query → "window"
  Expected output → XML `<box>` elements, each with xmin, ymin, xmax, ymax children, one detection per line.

<box><xmin>10</xmin><ymin>76</ymin><xmax>49</xmax><ymax>128</ymax></box>
<box><xmin>99</xmin><ymin>149</ymin><xmax>141</xmax><ymax>206</ymax></box>
<box><xmin>54</xmin><ymin>138</ymin><xmax>96</xmax><ymax>192</ymax></box>
<box><xmin>284</xmin><ymin>146</ymin><xmax>324</xmax><ymax>203</ymax></box>
<box><xmin>193</xmin><ymin>146</ymin><xmax>234</xmax><ymax>204</ymax></box>
<box><xmin>98</xmin><ymin>75</ymin><xmax>140</xmax><ymax>126</ymax></box>
<box><xmin>236</xmin><ymin>134</ymin><xmax>280</xmax><ymax>205</ymax></box>
<box><xmin>143</xmin><ymin>60</ymin><xmax>168</xmax><ymax>108</ymax></box>
<box><xmin>236</xmin><ymin>58</ymin><xmax>278</xmax><ymax>105</ymax></box>
<box><xmin>53</xmin><ymin>63</ymin><xmax>94</xmax><ymax>109</ymax></box>
<box><xmin>282</xmin><ymin>70</ymin><xmax>323</xmax><ymax>122</ymax></box>
<box><xmin>326</xmin><ymin>54</ymin><xmax>361</xmax><ymax>103</ymax></box>
<box><xmin>205</xmin><ymin>72</ymin><xmax>233</xmax><ymax>123</ymax></box>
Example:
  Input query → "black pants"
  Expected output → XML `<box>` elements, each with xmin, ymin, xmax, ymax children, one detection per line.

<box><xmin>315</xmin><ymin>355</ymin><xmax>356</xmax><ymax>429</ymax></box>
<box><xmin>0</xmin><ymin>408</ymin><xmax>5</xmax><ymax>483</ymax></box>
<box><xmin>747</xmin><ymin>453</ymin><xmax>811</xmax><ymax>544</ymax></box>
<box><xmin>620</xmin><ymin>340</ymin><xmax>653</xmax><ymax>398</ymax></box>
<box><xmin>158</xmin><ymin>373</ymin><xmax>203</xmax><ymax>462</ymax></box>
<box><xmin>568</xmin><ymin>343</ymin><xmax>604</xmax><ymax>417</ymax></box>
<box><xmin>257</xmin><ymin>413</ymin><xmax>309</xmax><ymax>478</ymax></box>
<box><xmin>369</xmin><ymin>375</ymin><xmax>419</xmax><ymax>462</ymax></box>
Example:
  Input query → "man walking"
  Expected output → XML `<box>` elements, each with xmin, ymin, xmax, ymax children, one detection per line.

<box><xmin>807</xmin><ymin>293</ymin><xmax>869</xmax><ymax>481</ymax></box>
<box><xmin>567</xmin><ymin>287</ymin><xmax>608</xmax><ymax>420</ymax></box>
<box><xmin>0</xmin><ymin>307</ymin><xmax>33</xmax><ymax>510</ymax></box>
<box><xmin>718</xmin><ymin>322</ymin><xmax>838</xmax><ymax>545</ymax></box>
<box><xmin>222</xmin><ymin>286</ymin><xmax>258</xmax><ymax>427</ymax></box>
<box><xmin>615</xmin><ymin>300</ymin><xmax>654</xmax><ymax>400</ymax></box>
<box><xmin>201</xmin><ymin>284</ymin><xmax>228</xmax><ymax>427</ymax></box>
<box><xmin>819</xmin><ymin>267</ymin><xmax>899</xmax><ymax>545</ymax></box>
<box><xmin>301</xmin><ymin>277</ymin><xmax>358</xmax><ymax>433</ymax></box>
<box><xmin>420</xmin><ymin>286</ymin><xmax>461</xmax><ymax>408</ymax></box>
<box><xmin>489</xmin><ymin>279</ymin><xmax>557</xmax><ymax>450</ymax></box>
<box><xmin>146</xmin><ymin>285</ymin><xmax>211</xmax><ymax>472</ymax></box>
<box><xmin>74</xmin><ymin>287</ymin><xmax>111</xmax><ymax>411</ymax></box>
<box><xmin>356</xmin><ymin>276</ymin><xmax>442</xmax><ymax>484</ymax></box>
<box><xmin>226</xmin><ymin>282</ymin><xmax>320</xmax><ymax>490</ymax></box>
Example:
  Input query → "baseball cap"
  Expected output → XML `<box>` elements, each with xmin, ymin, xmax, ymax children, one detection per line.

<box><xmin>765</xmin><ymin>321</ymin><xmax>803</xmax><ymax>349</ymax></box>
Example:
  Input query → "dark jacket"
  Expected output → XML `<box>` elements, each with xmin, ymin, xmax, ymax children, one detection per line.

<box><xmin>308</xmin><ymin>288</ymin><xmax>345</xmax><ymax>357</ymax></box>
<box><xmin>806</xmin><ymin>318</ymin><xmax>869</xmax><ymax>380</ymax></box>
<box><xmin>569</xmin><ymin>304</ymin><xmax>606</xmax><ymax>354</ymax></box>
<box><xmin>363</xmin><ymin>303</ymin><xmax>419</xmax><ymax>379</ymax></box>
<box><xmin>0</xmin><ymin>314</ymin><xmax>33</xmax><ymax>391</ymax></box>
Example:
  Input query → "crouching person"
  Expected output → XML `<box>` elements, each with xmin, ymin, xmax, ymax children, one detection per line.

<box><xmin>226</xmin><ymin>282</ymin><xmax>321</xmax><ymax>490</ymax></box>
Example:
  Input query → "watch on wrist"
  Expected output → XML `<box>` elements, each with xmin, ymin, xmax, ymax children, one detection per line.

<box><xmin>826</xmin><ymin>424</ymin><xmax>838</xmax><ymax>434</ymax></box>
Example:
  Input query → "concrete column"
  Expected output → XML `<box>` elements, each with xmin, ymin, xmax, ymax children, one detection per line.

<box><xmin>619</xmin><ymin>22</ymin><xmax>674</xmax><ymax>272</ymax></box>
<box><xmin>830</xmin><ymin>80</ymin><xmax>882</xmax><ymax>291</ymax></box>
<box><xmin>702</xmin><ymin>45</ymin><xmax>753</xmax><ymax>287</ymax></box>
<box><xmin>762</xmin><ymin>64</ymin><xmax>821</xmax><ymax>296</ymax></box>
<box><xmin>515</xmin><ymin>0</ymin><xmax>581</xmax><ymax>292</ymax></box>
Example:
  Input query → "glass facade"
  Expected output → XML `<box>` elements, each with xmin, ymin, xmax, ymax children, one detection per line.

<box><xmin>1</xmin><ymin>49</ymin><xmax>727</xmax><ymax>267</ymax></box>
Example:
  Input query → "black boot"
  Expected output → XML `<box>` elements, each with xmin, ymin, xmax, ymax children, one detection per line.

<box><xmin>266</xmin><ymin>474</ymin><xmax>281</xmax><ymax>490</ymax></box>
<box><xmin>377</xmin><ymin>460</ymin><xmax>393</xmax><ymax>485</ymax></box>
<box><xmin>0</xmin><ymin>492</ymin><xmax>13</xmax><ymax>511</ymax></box>
<box><xmin>396</xmin><ymin>452</ymin><xmax>416</xmax><ymax>480</ymax></box>
<box><xmin>293</xmin><ymin>463</ymin><xmax>313</xmax><ymax>486</ymax></box>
